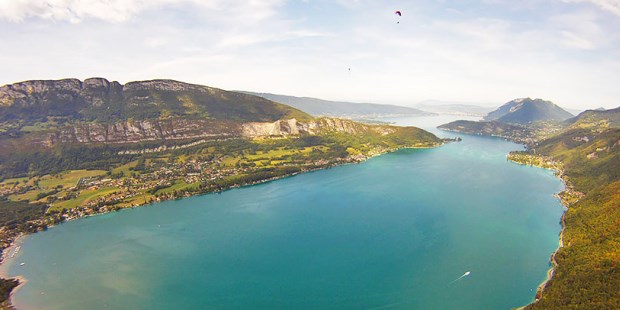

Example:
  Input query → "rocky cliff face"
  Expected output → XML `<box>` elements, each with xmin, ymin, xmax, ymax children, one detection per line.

<box><xmin>0</xmin><ymin>78</ymin><xmax>209</xmax><ymax>107</ymax></box>
<box><xmin>48</xmin><ymin>118</ymin><xmax>241</xmax><ymax>144</ymax></box>
<box><xmin>0</xmin><ymin>78</ymin><xmax>123</xmax><ymax>107</ymax></box>
<box><xmin>40</xmin><ymin>117</ymin><xmax>395</xmax><ymax>145</ymax></box>
<box><xmin>242</xmin><ymin>119</ymin><xmax>302</xmax><ymax>136</ymax></box>
<box><xmin>240</xmin><ymin>118</ymin><xmax>388</xmax><ymax>137</ymax></box>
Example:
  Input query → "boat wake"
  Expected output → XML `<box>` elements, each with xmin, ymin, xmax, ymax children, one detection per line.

<box><xmin>449</xmin><ymin>271</ymin><xmax>471</xmax><ymax>284</ymax></box>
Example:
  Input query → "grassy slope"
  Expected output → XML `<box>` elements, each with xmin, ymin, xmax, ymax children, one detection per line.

<box><xmin>121</xmin><ymin>81</ymin><xmax>313</xmax><ymax>122</ymax></box>
<box><xmin>50</xmin><ymin>187</ymin><xmax>119</xmax><ymax>211</ymax></box>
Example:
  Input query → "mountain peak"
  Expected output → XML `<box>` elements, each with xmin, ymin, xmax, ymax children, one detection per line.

<box><xmin>484</xmin><ymin>98</ymin><xmax>573</xmax><ymax>124</ymax></box>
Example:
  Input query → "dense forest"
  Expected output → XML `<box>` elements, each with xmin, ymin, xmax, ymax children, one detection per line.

<box><xmin>525</xmin><ymin>128</ymin><xmax>620</xmax><ymax>309</ymax></box>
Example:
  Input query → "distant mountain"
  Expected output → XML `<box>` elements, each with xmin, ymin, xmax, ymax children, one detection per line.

<box><xmin>484</xmin><ymin>98</ymin><xmax>573</xmax><ymax>124</ymax></box>
<box><xmin>565</xmin><ymin>107</ymin><xmax>586</xmax><ymax>116</ymax></box>
<box><xmin>0</xmin><ymin>78</ymin><xmax>311</xmax><ymax>123</ymax></box>
<box><xmin>415</xmin><ymin>100</ymin><xmax>495</xmax><ymax>116</ymax></box>
<box><xmin>241</xmin><ymin>92</ymin><xmax>434</xmax><ymax>118</ymax></box>
<box><xmin>566</xmin><ymin>106</ymin><xmax>620</xmax><ymax>130</ymax></box>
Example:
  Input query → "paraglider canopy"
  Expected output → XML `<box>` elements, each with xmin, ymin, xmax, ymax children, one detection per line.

<box><xmin>394</xmin><ymin>11</ymin><xmax>402</xmax><ymax>16</ymax></box>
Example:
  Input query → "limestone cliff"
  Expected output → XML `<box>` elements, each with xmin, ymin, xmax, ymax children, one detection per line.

<box><xmin>241</xmin><ymin>118</ymin><xmax>392</xmax><ymax>137</ymax></box>
<box><xmin>41</xmin><ymin>117</ymin><xmax>397</xmax><ymax>145</ymax></box>
<box><xmin>48</xmin><ymin>119</ymin><xmax>240</xmax><ymax>144</ymax></box>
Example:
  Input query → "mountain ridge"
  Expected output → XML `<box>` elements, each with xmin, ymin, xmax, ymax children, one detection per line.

<box><xmin>0</xmin><ymin>77</ymin><xmax>444</xmax><ymax>178</ymax></box>
<box><xmin>0</xmin><ymin>78</ymin><xmax>311</xmax><ymax>123</ymax></box>
<box><xmin>567</xmin><ymin>106</ymin><xmax>620</xmax><ymax>128</ymax></box>
<box><xmin>241</xmin><ymin>91</ymin><xmax>433</xmax><ymax>118</ymax></box>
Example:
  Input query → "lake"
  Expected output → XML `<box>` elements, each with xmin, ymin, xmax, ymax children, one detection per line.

<box><xmin>1</xmin><ymin>115</ymin><xmax>564</xmax><ymax>309</ymax></box>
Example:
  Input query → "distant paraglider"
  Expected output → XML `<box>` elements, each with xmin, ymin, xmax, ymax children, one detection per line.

<box><xmin>394</xmin><ymin>10</ymin><xmax>402</xmax><ymax>23</ymax></box>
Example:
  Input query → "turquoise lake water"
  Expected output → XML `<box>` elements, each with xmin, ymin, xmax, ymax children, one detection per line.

<box><xmin>2</xmin><ymin>115</ymin><xmax>564</xmax><ymax>309</ymax></box>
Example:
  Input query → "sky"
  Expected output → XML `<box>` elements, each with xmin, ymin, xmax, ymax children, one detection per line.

<box><xmin>0</xmin><ymin>0</ymin><xmax>619</xmax><ymax>110</ymax></box>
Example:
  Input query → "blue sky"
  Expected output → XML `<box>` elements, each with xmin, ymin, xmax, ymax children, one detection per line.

<box><xmin>0</xmin><ymin>0</ymin><xmax>619</xmax><ymax>109</ymax></box>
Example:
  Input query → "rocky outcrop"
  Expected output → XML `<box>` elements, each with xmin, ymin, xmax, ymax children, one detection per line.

<box><xmin>124</xmin><ymin>79</ymin><xmax>212</xmax><ymax>93</ymax></box>
<box><xmin>242</xmin><ymin>119</ymin><xmax>301</xmax><ymax>136</ymax></box>
<box><xmin>0</xmin><ymin>78</ymin><xmax>83</xmax><ymax>107</ymax></box>
<box><xmin>0</xmin><ymin>78</ymin><xmax>201</xmax><ymax>108</ymax></box>
<box><xmin>81</xmin><ymin>78</ymin><xmax>124</xmax><ymax>107</ymax></box>
<box><xmin>40</xmin><ymin>117</ymin><xmax>397</xmax><ymax>145</ymax></box>
<box><xmin>241</xmin><ymin>118</ymin><xmax>395</xmax><ymax>137</ymax></box>
<box><xmin>48</xmin><ymin>119</ymin><xmax>241</xmax><ymax>144</ymax></box>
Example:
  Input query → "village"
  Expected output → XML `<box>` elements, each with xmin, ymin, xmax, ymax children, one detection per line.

<box><xmin>0</xmin><ymin>141</ymin><xmax>390</xmax><ymax>236</ymax></box>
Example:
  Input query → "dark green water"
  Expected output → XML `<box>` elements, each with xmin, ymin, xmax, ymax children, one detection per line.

<box><xmin>2</xmin><ymin>116</ymin><xmax>564</xmax><ymax>309</ymax></box>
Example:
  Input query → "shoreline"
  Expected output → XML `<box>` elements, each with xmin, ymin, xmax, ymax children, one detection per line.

<box><xmin>0</xmin><ymin>234</ymin><xmax>26</xmax><ymax>309</ymax></box>
<box><xmin>0</xmin><ymin>235</ymin><xmax>23</xmax><ymax>268</ymax></box>
<box><xmin>441</xmin><ymin>127</ymin><xmax>582</xmax><ymax>309</ymax></box>
<box><xmin>4</xmin><ymin>275</ymin><xmax>26</xmax><ymax>309</ymax></box>
<box><xmin>0</xmin><ymin>142</ymin><xmax>442</xmax><ymax>309</ymax></box>
<box><xmin>507</xmin><ymin>154</ymin><xmax>580</xmax><ymax>309</ymax></box>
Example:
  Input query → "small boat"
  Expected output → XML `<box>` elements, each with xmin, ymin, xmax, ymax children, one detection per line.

<box><xmin>19</xmin><ymin>262</ymin><xmax>25</xmax><ymax>266</ymax></box>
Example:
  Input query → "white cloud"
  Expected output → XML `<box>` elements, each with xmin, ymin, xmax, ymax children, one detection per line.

<box><xmin>0</xmin><ymin>0</ymin><xmax>155</xmax><ymax>23</ymax></box>
<box><xmin>215</xmin><ymin>29</ymin><xmax>328</xmax><ymax>49</ymax></box>
<box><xmin>561</xmin><ymin>31</ymin><xmax>597</xmax><ymax>49</ymax></box>
<box><xmin>550</xmin><ymin>11</ymin><xmax>610</xmax><ymax>50</ymax></box>
<box><xmin>433</xmin><ymin>18</ymin><xmax>513</xmax><ymax>51</ymax></box>
<box><xmin>0</xmin><ymin>0</ymin><xmax>284</xmax><ymax>23</ymax></box>
<box><xmin>563</xmin><ymin>0</ymin><xmax>620</xmax><ymax>17</ymax></box>
<box><xmin>144</xmin><ymin>37</ymin><xmax>168</xmax><ymax>48</ymax></box>
<box><xmin>335</xmin><ymin>0</ymin><xmax>364</xmax><ymax>9</ymax></box>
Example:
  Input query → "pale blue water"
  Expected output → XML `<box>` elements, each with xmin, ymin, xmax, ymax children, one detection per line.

<box><xmin>2</xmin><ymin>115</ymin><xmax>564</xmax><ymax>309</ymax></box>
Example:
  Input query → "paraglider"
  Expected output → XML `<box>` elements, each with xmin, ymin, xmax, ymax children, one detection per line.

<box><xmin>394</xmin><ymin>10</ymin><xmax>402</xmax><ymax>23</ymax></box>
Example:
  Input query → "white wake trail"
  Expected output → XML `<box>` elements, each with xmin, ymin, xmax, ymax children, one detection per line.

<box><xmin>449</xmin><ymin>271</ymin><xmax>471</xmax><ymax>284</ymax></box>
